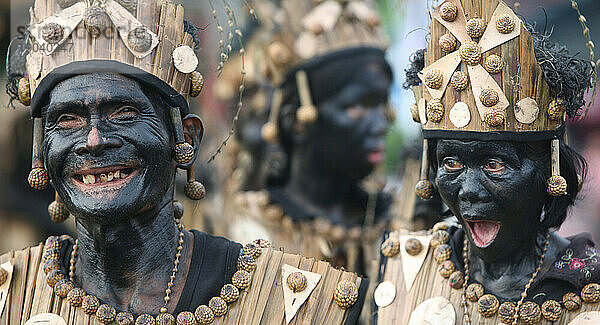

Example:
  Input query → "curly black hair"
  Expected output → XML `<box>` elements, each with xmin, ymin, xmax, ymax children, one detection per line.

<box><xmin>403</xmin><ymin>48</ymin><xmax>426</xmax><ymax>89</ymax></box>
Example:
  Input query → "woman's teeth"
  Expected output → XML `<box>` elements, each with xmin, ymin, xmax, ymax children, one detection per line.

<box><xmin>81</xmin><ymin>170</ymin><xmax>128</xmax><ymax>184</ymax></box>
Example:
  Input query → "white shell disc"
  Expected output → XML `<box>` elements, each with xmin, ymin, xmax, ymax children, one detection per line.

<box><xmin>449</xmin><ymin>102</ymin><xmax>471</xmax><ymax>128</ymax></box>
<box><xmin>25</xmin><ymin>314</ymin><xmax>67</xmax><ymax>325</ymax></box>
<box><xmin>408</xmin><ymin>297</ymin><xmax>456</xmax><ymax>325</ymax></box>
<box><xmin>569</xmin><ymin>311</ymin><xmax>600</xmax><ymax>324</ymax></box>
<box><xmin>374</xmin><ymin>281</ymin><xmax>396</xmax><ymax>308</ymax></box>
<box><xmin>172</xmin><ymin>45</ymin><xmax>199</xmax><ymax>74</ymax></box>
<box><xmin>514</xmin><ymin>97</ymin><xmax>540</xmax><ymax>124</ymax></box>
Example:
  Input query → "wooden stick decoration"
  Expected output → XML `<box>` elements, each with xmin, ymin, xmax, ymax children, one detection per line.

<box><xmin>415</xmin><ymin>139</ymin><xmax>434</xmax><ymax>200</ymax></box>
<box><xmin>28</xmin><ymin>118</ymin><xmax>49</xmax><ymax>190</ymax></box>
<box><xmin>547</xmin><ymin>138</ymin><xmax>567</xmax><ymax>196</ymax></box>
<box><xmin>295</xmin><ymin>70</ymin><xmax>318</xmax><ymax>124</ymax></box>
<box><xmin>171</xmin><ymin>107</ymin><xmax>194</xmax><ymax>165</ymax></box>
<box><xmin>261</xmin><ymin>88</ymin><xmax>283</xmax><ymax>143</ymax></box>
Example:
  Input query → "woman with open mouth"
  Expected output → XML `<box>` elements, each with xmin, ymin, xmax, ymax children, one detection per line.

<box><xmin>372</xmin><ymin>0</ymin><xmax>599</xmax><ymax>324</ymax></box>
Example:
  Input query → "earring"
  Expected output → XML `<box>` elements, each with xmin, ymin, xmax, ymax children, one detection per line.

<box><xmin>415</xmin><ymin>138</ymin><xmax>434</xmax><ymax>200</ymax></box>
<box><xmin>170</xmin><ymin>107</ymin><xmax>194</xmax><ymax>165</ymax></box>
<box><xmin>295</xmin><ymin>70</ymin><xmax>318</xmax><ymax>124</ymax></box>
<box><xmin>547</xmin><ymin>139</ymin><xmax>567</xmax><ymax>196</ymax></box>
<box><xmin>184</xmin><ymin>167</ymin><xmax>206</xmax><ymax>200</ymax></box>
<box><xmin>48</xmin><ymin>192</ymin><xmax>69</xmax><ymax>223</ymax></box>
<box><xmin>28</xmin><ymin>118</ymin><xmax>49</xmax><ymax>190</ymax></box>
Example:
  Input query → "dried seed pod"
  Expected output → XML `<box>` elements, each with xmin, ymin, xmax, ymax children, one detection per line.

<box><xmin>450</xmin><ymin>71</ymin><xmax>469</xmax><ymax>91</ymax></box>
<box><xmin>82</xmin><ymin>295</ymin><xmax>100</xmax><ymax>314</ymax></box>
<box><xmin>237</xmin><ymin>254</ymin><xmax>257</xmax><ymax>272</ymax></box>
<box><xmin>42</xmin><ymin>23</ymin><xmax>64</xmax><ymax>44</ymax></box>
<box><xmin>426</xmin><ymin>99</ymin><xmax>444</xmax><ymax>123</ymax></box>
<box><xmin>84</xmin><ymin>6</ymin><xmax>111</xmax><ymax>38</ymax></box>
<box><xmin>116</xmin><ymin>312</ymin><xmax>135</xmax><ymax>325</ymax></box>
<box><xmin>116</xmin><ymin>0</ymin><xmax>138</xmax><ymax>12</ymax></box>
<box><xmin>541</xmin><ymin>300</ymin><xmax>562</xmax><ymax>321</ymax></box>
<box><xmin>480</xmin><ymin>89</ymin><xmax>499</xmax><ymax>107</ymax></box>
<box><xmin>380</xmin><ymin>238</ymin><xmax>400</xmax><ymax>257</ymax></box>
<box><xmin>424</xmin><ymin>69</ymin><xmax>443</xmax><ymax>89</ymax></box>
<box><xmin>484</xmin><ymin>108</ymin><xmax>505</xmax><ymax>127</ymax></box>
<box><xmin>548</xmin><ymin>98</ymin><xmax>566</xmax><ymax>121</ymax></box>
<box><xmin>189</xmin><ymin>71</ymin><xmax>204</xmax><ymax>97</ymax></box>
<box><xmin>498</xmin><ymin>301</ymin><xmax>516</xmax><ymax>324</ymax></box>
<box><xmin>405</xmin><ymin>238</ymin><xmax>423</xmax><ymax>256</ymax></box>
<box><xmin>128</xmin><ymin>27</ymin><xmax>153</xmax><ymax>53</ymax></box>
<box><xmin>46</xmin><ymin>270</ymin><xmax>65</xmax><ymax>287</ymax></box>
<box><xmin>449</xmin><ymin>270</ymin><xmax>465</xmax><ymax>289</ymax></box>
<box><xmin>547</xmin><ymin>175</ymin><xmax>567</xmax><ymax>196</ymax></box>
<box><xmin>439</xmin><ymin>33</ymin><xmax>457</xmax><ymax>53</ymax></box>
<box><xmin>430</xmin><ymin>230</ymin><xmax>450</xmax><ymax>247</ymax></box>
<box><xmin>243</xmin><ymin>243</ymin><xmax>261</xmax><ymax>258</ymax></box>
<box><xmin>18</xmin><ymin>77</ymin><xmax>31</xmax><ymax>106</ymax></box>
<box><xmin>261</xmin><ymin>122</ymin><xmax>278</xmax><ymax>143</ymax></box>
<box><xmin>334</xmin><ymin>280</ymin><xmax>359</xmax><ymax>309</ymax></box>
<box><xmin>439</xmin><ymin>2</ymin><xmax>458</xmax><ymax>22</ymax></box>
<box><xmin>465</xmin><ymin>283</ymin><xmax>484</xmax><ymax>302</ymax></box>
<box><xmin>221</xmin><ymin>283</ymin><xmax>240</xmax><ymax>303</ymax></box>
<box><xmin>563</xmin><ymin>292</ymin><xmax>582</xmax><ymax>311</ymax></box>
<box><xmin>28</xmin><ymin>167</ymin><xmax>49</xmax><ymax>190</ymax></box>
<box><xmin>438</xmin><ymin>260</ymin><xmax>455</xmax><ymax>278</ymax></box>
<box><xmin>434</xmin><ymin>244</ymin><xmax>451</xmax><ymax>264</ymax></box>
<box><xmin>96</xmin><ymin>304</ymin><xmax>117</xmax><ymax>324</ymax></box>
<box><xmin>57</xmin><ymin>0</ymin><xmax>81</xmax><ymax>9</ymax></box>
<box><xmin>433</xmin><ymin>222</ymin><xmax>450</xmax><ymax>232</ymax></box>
<box><xmin>459</xmin><ymin>41</ymin><xmax>482</xmax><ymax>66</ymax></box>
<box><xmin>484</xmin><ymin>54</ymin><xmax>504</xmax><ymax>74</ymax></box>
<box><xmin>496</xmin><ymin>14</ymin><xmax>515</xmax><ymax>34</ymax></box>
<box><xmin>415</xmin><ymin>180</ymin><xmax>434</xmax><ymax>200</ymax></box>
<box><xmin>67</xmin><ymin>287</ymin><xmax>85</xmax><ymax>306</ymax></box>
<box><xmin>185</xmin><ymin>181</ymin><xmax>206</xmax><ymax>200</ymax></box>
<box><xmin>477</xmin><ymin>294</ymin><xmax>499</xmax><ymax>317</ymax></box>
<box><xmin>156</xmin><ymin>313</ymin><xmax>175</xmax><ymax>325</ymax></box>
<box><xmin>208</xmin><ymin>296</ymin><xmax>228</xmax><ymax>317</ymax></box>
<box><xmin>519</xmin><ymin>301</ymin><xmax>542</xmax><ymax>324</ymax></box>
<box><xmin>174</xmin><ymin>142</ymin><xmax>194</xmax><ymax>164</ymax></box>
<box><xmin>581</xmin><ymin>283</ymin><xmax>600</xmax><ymax>303</ymax></box>
<box><xmin>53</xmin><ymin>279</ymin><xmax>74</xmax><ymax>298</ymax></box>
<box><xmin>287</xmin><ymin>272</ymin><xmax>308</xmax><ymax>293</ymax></box>
<box><xmin>466</xmin><ymin>18</ymin><xmax>486</xmax><ymax>39</ymax></box>
<box><xmin>48</xmin><ymin>200</ymin><xmax>69</xmax><ymax>223</ymax></box>
<box><xmin>194</xmin><ymin>305</ymin><xmax>214</xmax><ymax>325</ymax></box>
<box><xmin>43</xmin><ymin>259</ymin><xmax>61</xmax><ymax>275</ymax></box>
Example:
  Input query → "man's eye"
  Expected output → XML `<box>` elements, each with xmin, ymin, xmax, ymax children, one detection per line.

<box><xmin>485</xmin><ymin>159</ymin><xmax>506</xmax><ymax>174</ymax></box>
<box><xmin>57</xmin><ymin>114</ymin><xmax>85</xmax><ymax>129</ymax></box>
<box><xmin>443</xmin><ymin>158</ymin><xmax>463</xmax><ymax>172</ymax></box>
<box><xmin>110</xmin><ymin>106</ymin><xmax>139</xmax><ymax>119</ymax></box>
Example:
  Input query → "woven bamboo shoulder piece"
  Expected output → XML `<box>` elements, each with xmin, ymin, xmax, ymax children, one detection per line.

<box><xmin>0</xmin><ymin>243</ymin><xmax>363</xmax><ymax>324</ymax></box>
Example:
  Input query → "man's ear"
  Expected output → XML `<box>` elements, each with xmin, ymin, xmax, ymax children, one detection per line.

<box><xmin>179</xmin><ymin>113</ymin><xmax>204</xmax><ymax>168</ymax></box>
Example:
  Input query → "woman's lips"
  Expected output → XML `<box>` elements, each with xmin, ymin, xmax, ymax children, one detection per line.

<box><xmin>465</xmin><ymin>220</ymin><xmax>501</xmax><ymax>248</ymax></box>
<box><xmin>367</xmin><ymin>148</ymin><xmax>385</xmax><ymax>164</ymax></box>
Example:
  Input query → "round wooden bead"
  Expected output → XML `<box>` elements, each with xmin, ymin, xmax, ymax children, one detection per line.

<box><xmin>28</xmin><ymin>167</ymin><xmax>49</xmax><ymax>190</ymax></box>
<box><xmin>287</xmin><ymin>272</ymin><xmax>308</xmax><ymax>293</ymax></box>
<box><xmin>466</xmin><ymin>18</ymin><xmax>486</xmax><ymax>39</ymax></box>
<box><xmin>96</xmin><ymin>304</ymin><xmax>117</xmax><ymax>324</ymax></box>
<box><xmin>46</xmin><ymin>270</ymin><xmax>65</xmax><ymax>287</ymax></box>
<box><xmin>232</xmin><ymin>270</ymin><xmax>251</xmax><ymax>290</ymax></box>
<box><xmin>18</xmin><ymin>77</ymin><xmax>31</xmax><ymax>106</ymax></box>
<box><xmin>83</xmin><ymin>6</ymin><xmax>110</xmax><ymax>38</ymax></box>
<box><xmin>449</xmin><ymin>271</ymin><xmax>465</xmax><ymax>289</ymax></box>
<box><xmin>405</xmin><ymin>238</ymin><xmax>423</xmax><ymax>256</ymax></box>
<box><xmin>433</xmin><ymin>222</ymin><xmax>450</xmax><ymax>232</ymax></box>
<box><xmin>498</xmin><ymin>301</ymin><xmax>516</xmax><ymax>324</ymax></box>
<box><xmin>424</xmin><ymin>69</ymin><xmax>443</xmax><ymax>89</ymax></box>
<box><xmin>242</xmin><ymin>243</ymin><xmax>261</xmax><ymax>258</ymax></box>
<box><xmin>116</xmin><ymin>0</ymin><xmax>138</xmax><ymax>12</ymax></box>
<box><xmin>57</xmin><ymin>0</ymin><xmax>80</xmax><ymax>9</ymax></box>
<box><xmin>43</xmin><ymin>259</ymin><xmax>61</xmax><ymax>275</ymax></box>
<box><xmin>548</xmin><ymin>98</ymin><xmax>566</xmax><ymax>121</ymax></box>
<box><xmin>48</xmin><ymin>200</ymin><xmax>70</xmax><ymax>223</ymax></box>
<box><xmin>496</xmin><ymin>14</ymin><xmax>515</xmax><ymax>34</ymax></box>
<box><xmin>547</xmin><ymin>175</ymin><xmax>567</xmax><ymax>197</ymax></box>
<box><xmin>426</xmin><ymin>99</ymin><xmax>444</xmax><ymax>123</ymax></box>
<box><xmin>450</xmin><ymin>71</ymin><xmax>469</xmax><ymax>91</ymax></box>
<box><xmin>484</xmin><ymin>54</ymin><xmax>504</xmax><ymax>74</ymax></box>
<box><xmin>67</xmin><ymin>287</ymin><xmax>85</xmax><ymax>307</ymax></box>
<box><xmin>415</xmin><ymin>180</ymin><xmax>434</xmax><ymax>200</ymax></box>
<box><xmin>156</xmin><ymin>313</ymin><xmax>175</xmax><ymax>325</ymax></box>
<box><xmin>135</xmin><ymin>314</ymin><xmax>156</xmax><ymax>325</ymax></box>
<box><xmin>174</xmin><ymin>142</ymin><xmax>194</xmax><ymax>164</ymax></box>
<box><xmin>563</xmin><ymin>292</ymin><xmax>582</xmax><ymax>311</ymax></box>
<box><xmin>334</xmin><ymin>280</ymin><xmax>359</xmax><ymax>309</ymax></box>
<box><xmin>220</xmin><ymin>284</ymin><xmax>240</xmax><ymax>303</ymax></box>
<box><xmin>237</xmin><ymin>255</ymin><xmax>257</xmax><ymax>272</ymax></box>
<box><xmin>439</xmin><ymin>33</ymin><xmax>457</xmax><ymax>53</ymax></box>
<box><xmin>128</xmin><ymin>27</ymin><xmax>153</xmax><ymax>53</ymax></box>
<box><xmin>252</xmin><ymin>239</ymin><xmax>271</xmax><ymax>248</ymax></box>
<box><xmin>116</xmin><ymin>312</ymin><xmax>135</xmax><ymax>325</ymax></box>
<box><xmin>438</xmin><ymin>260</ymin><xmax>455</xmax><ymax>278</ymax></box>
<box><xmin>380</xmin><ymin>238</ymin><xmax>400</xmax><ymax>257</ymax></box>
<box><xmin>459</xmin><ymin>41</ymin><xmax>482</xmax><ymax>66</ymax></box>
<box><xmin>431</xmin><ymin>230</ymin><xmax>450</xmax><ymax>247</ymax></box>
<box><xmin>54</xmin><ymin>279</ymin><xmax>74</xmax><ymax>298</ymax></box>
<box><xmin>194</xmin><ymin>305</ymin><xmax>214</xmax><ymax>324</ymax></box>
<box><xmin>82</xmin><ymin>295</ymin><xmax>100</xmax><ymax>314</ymax></box>
<box><xmin>208</xmin><ymin>296</ymin><xmax>228</xmax><ymax>317</ymax></box>
<box><xmin>581</xmin><ymin>283</ymin><xmax>600</xmax><ymax>303</ymax></box>
<box><xmin>434</xmin><ymin>244</ymin><xmax>451</xmax><ymax>264</ymax></box>
<box><xmin>477</xmin><ymin>294</ymin><xmax>499</xmax><ymax>317</ymax></box>
<box><xmin>42</xmin><ymin>23</ymin><xmax>64</xmax><ymax>44</ymax></box>
<box><xmin>185</xmin><ymin>181</ymin><xmax>206</xmax><ymax>201</ymax></box>
<box><xmin>297</xmin><ymin>105</ymin><xmax>318</xmax><ymax>123</ymax></box>
<box><xmin>485</xmin><ymin>108</ymin><xmax>505</xmax><ymax>127</ymax></box>
<box><xmin>189</xmin><ymin>71</ymin><xmax>205</xmax><ymax>98</ymax></box>
<box><xmin>480</xmin><ymin>89</ymin><xmax>499</xmax><ymax>107</ymax></box>
<box><xmin>439</xmin><ymin>2</ymin><xmax>458</xmax><ymax>22</ymax></box>
<box><xmin>519</xmin><ymin>301</ymin><xmax>542</xmax><ymax>324</ymax></box>
<box><xmin>465</xmin><ymin>283</ymin><xmax>484</xmax><ymax>302</ymax></box>
<box><xmin>0</xmin><ymin>267</ymin><xmax>7</xmax><ymax>286</ymax></box>
<box><xmin>261</xmin><ymin>122</ymin><xmax>278</xmax><ymax>143</ymax></box>
<box><xmin>541</xmin><ymin>299</ymin><xmax>562</xmax><ymax>321</ymax></box>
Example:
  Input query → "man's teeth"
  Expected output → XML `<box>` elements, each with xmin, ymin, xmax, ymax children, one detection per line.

<box><xmin>81</xmin><ymin>170</ymin><xmax>128</xmax><ymax>184</ymax></box>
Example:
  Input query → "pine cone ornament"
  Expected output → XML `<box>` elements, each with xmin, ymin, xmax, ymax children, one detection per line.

<box><xmin>547</xmin><ymin>175</ymin><xmax>567</xmax><ymax>196</ymax></box>
<box><xmin>438</xmin><ymin>260</ymin><xmax>455</xmax><ymax>278</ymax></box>
<box><xmin>334</xmin><ymin>280</ymin><xmax>359</xmax><ymax>309</ymax></box>
<box><xmin>380</xmin><ymin>238</ymin><xmax>400</xmax><ymax>257</ymax></box>
<box><xmin>18</xmin><ymin>77</ymin><xmax>31</xmax><ymax>106</ymax></box>
<box><xmin>519</xmin><ymin>301</ymin><xmax>542</xmax><ymax>324</ymax></box>
<box><xmin>96</xmin><ymin>304</ymin><xmax>117</xmax><ymax>324</ymax></box>
<box><xmin>175</xmin><ymin>311</ymin><xmax>195</xmax><ymax>325</ymax></box>
<box><xmin>127</xmin><ymin>27</ymin><xmax>153</xmax><ymax>53</ymax></box>
<box><xmin>405</xmin><ymin>238</ymin><xmax>423</xmax><ymax>256</ymax></box>
<box><xmin>67</xmin><ymin>287</ymin><xmax>85</xmax><ymax>307</ymax></box>
<box><xmin>190</xmin><ymin>72</ymin><xmax>204</xmax><ymax>97</ymax></box>
<box><xmin>174</xmin><ymin>142</ymin><xmax>194</xmax><ymax>164</ymax></box>
<box><xmin>541</xmin><ymin>299</ymin><xmax>562</xmax><ymax>321</ymax></box>
<box><xmin>466</xmin><ymin>283</ymin><xmax>484</xmax><ymax>302</ymax></box>
<box><xmin>440</xmin><ymin>2</ymin><xmax>458</xmax><ymax>22</ymax></box>
<box><xmin>237</xmin><ymin>254</ymin><xmax>257</xmax><ymax>272</ymax></box>
<box><xmin>116</xmin><ymin>312</ymin><xmax>135</xmax><ymax>325</ymax></box>
<box><xmin>426</xmin><ymin>99</ymin><xmax>444</xmax><ymax>123</ymax></box>
<box><xmin>48</xmin><ymin>200</ymin><xmax>70</xmax><ymax>223</ymax></box>
<box><xmin>242</xmin><ymin>243</ymin><xmax>261</xmax><ymax>258</ymax></box>
<box><xmin>439</xmin><ymin>33</ymin><xmax>457</xmax><ymax>53</ymax></box>
<box><xmin>232</xmin><ymin>270</ymin><xmax>251</xmax><ymax>290</ymax></box>
<box><xmin>42</xmin><ymin>23</ymin><xmax>64</xmax><ymax>44</ymax></box>
<box><xmin>43</xmin><ymin>259</ymin><xmax>61</xmax><ymax>275</ymax></box>
<box><xmin>430</xmin><ymin>230</ymin><xmax>450</xmax><ymax>247</ymax></box>
<box><xmin>208</xmin><ymin>297</ymin><xmax>228</xmax><ymax>317</ymax></box>
<box><xmin>53</xmin><ymin>279</ymin><xmax>74</xmax><ymax>298</ymax></box>
<box><xmin>485</xmin><ymin>108</ymin><xmax>505</xmax><ymax>127</ymax></box>
<box><xmin>156</xmin><ymin>313</ymin><xmax>175</xmax><ymax>325</ymax></box>
<box><xmin>484</xmin><ymin>55</ymin><xmax>504</xmax><ymax>74</ymax></box>
<box><xmin>194</xmin><ymin>305</ymin><xmax>214</xmax><ymax>325</ymax></box>
<box><xmin>498</xmin><ymin>301</ymin><xmax>516</xmax><ymax>324</ymax></box>
<box><xmin>548</xmin><ymin>98</ymin><xmax>566</xmax><ymax>121</ymax></box>
<box><xmin>581</xmin><ymin>283</ymin><xmax>600</xmax><ymax>303</ymax></box>
<box><xmin>480</xmin><ymin>89</ymin><xmax>500</xmax><ymax>107</ymax></box>
<box><xmin>84</xmin><ymin>6</ymin><xmax>111</xmax><ymax>38</ymax></box>
<box><xmin>477</xmin><ymin>294</ymin><xmax>499</xmax><ymax>317</ymax></box>
<box><xmin>460</xmin><ymin>41</ymin><xmax>482</xmax><ymax>66</ymax></box>
<box><xmin>466</xmin><ymin>18</ymin><xmax>486</xmax><ymax>38</ymax></box>
<box><xmin>434</xmin><ymin>244</ymin><xmax>451</xmax><ymax>264</ymax></box>
<box><xmin>450</xmin><ymin>71</ymin><xmax>469</xmax><ymax>91</ymax></box>
<box><xmin>184</xmin><ymin>181</ymin><xmax>206</xmax><ymax>200</ymax></box>
<box><xmin>449</xmin><ymin>271</ymin><xmax>465</xmax><ymax>289</ymax></box>
<box><xmin>287</xmin><ymin>272</ymin><xmax>308</xmax><ymax>293</ymax></box>
<box><xmin>252</xmin><ymin>238</ymin><xmax>271</xmax><ymax>248</ymax></box>
<box><xmin>563</xmin><ymin>292</ymin><xmax>582</xmax><ymax>311</ymax></box>
<box><xmin>220</xmin><ymin>284</ymin><xmax>240</xmax><ymax>303</ymax></box>
<box><xmin>46</xmin><ymin>270</ymin><xmax>65</xmax><ymax>287</ymax></box>
<box><xmin>415</xmin><ymin>180</ymin><xmax>434</xmax><ymax>200</ymax></box>
<box><xmin>28</xmin><ymin>167</ymin><xmax>49</xmax><ymax>190</ymax></box>
<box><xmin>424</xmin><ymin>69</ymin><xmax>443</xmax><ymax>89</ymax></box>
<box><xmin>57</xmin><ymin>0</ymin><xmax>80</xmax><ymax>9</ymax></box>
<box><xmin>82</xmin><ymin>295</ymin><xmax>100</xmax><ymax>314</ymax></box>
<box><xmin>135</xmin><ymin>314</ymin><xmax>155</xmax><ymax>325</ymax></box>
<box><xmin>496</xmin><ymin>14</ymin><xmax>515</xmax><ymax>34</ymax></box>
<box><xmin>42</xmin><ymin>248</ymin><xmax>60</xmax><ymax>263</ymax></box>
<box><xmin>116</xmin><ymin>0</ymin><xmax>138</xmax><ymax>12</ymax></box>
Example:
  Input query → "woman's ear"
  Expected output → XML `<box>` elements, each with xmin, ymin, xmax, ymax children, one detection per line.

<box><xmin>179</xmin><ymin>113</ymin><xmax>204</xmax><ymax>168</ymax></box>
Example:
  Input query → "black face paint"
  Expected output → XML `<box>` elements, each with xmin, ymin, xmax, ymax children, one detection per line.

<box><xmin>435</xmin><ymin>139</ymin><xmax>546</xmax><ymax>262</ymax></box>
<box><xmin>43</xmin><ymin>73</ymin><xmax>175</xmax><ymax>225</ymax></box>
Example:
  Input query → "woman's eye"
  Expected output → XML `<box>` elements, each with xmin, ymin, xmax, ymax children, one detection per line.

<box><xmin>443</xmin><ymin>158</ymin><xmax>463</xmax><ymax>172</ymax></box>
<box><xmin>485</xmin><ymin>159</ymin><xmax>505</xmax><ymax>174</ymax></box>
<box><xmin>57</xmin><ymin>114</ymin><xmax>85</xmax><ymax>129</ymax></box>
<box><xmin>110</xmin><ymin>106</ymin><xmax>139</xmax><ymax>119</ymax></box>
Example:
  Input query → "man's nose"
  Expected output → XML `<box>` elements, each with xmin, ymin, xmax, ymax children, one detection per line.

<box><xmin>74</xmin><ymin>124</ymin><xmax>123</xmax><ymax>156</ymax></box>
